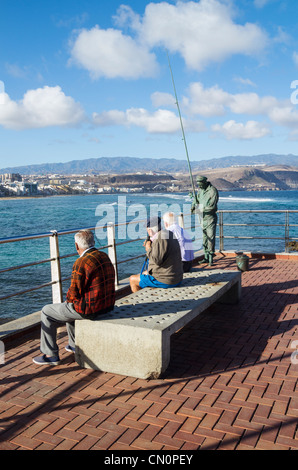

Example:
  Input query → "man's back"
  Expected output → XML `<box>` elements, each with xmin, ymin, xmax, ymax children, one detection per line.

<box><xmin>67</xmin><ymin>248</ymin><xmax>115</xmax><ymax>318</ymax></box>
<box><xmin>148</xmin><ymin>229</ymin><xmax>183</xmax><ymax>285</ymax></box>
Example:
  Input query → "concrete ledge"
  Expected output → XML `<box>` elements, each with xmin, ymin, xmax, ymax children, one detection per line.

<box><xmin>0</xmin><ymin>311</ymin><xmax>41</xmax><ymax>346</ymax></box>
<box><xmin>217</xmin><ymin>250</ymin><xmax>298</xmax><ymax>261</ymax></box>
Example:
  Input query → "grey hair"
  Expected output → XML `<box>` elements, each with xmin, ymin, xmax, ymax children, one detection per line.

<box><xmin>74</xmin><ymin>230</ymin><xmax>95</xmax><ymax>250</ymax></box>
<box><xmin>163</xmin><ymin>212</ymin><xmax>176</xmax><ymax>226</ymax></box>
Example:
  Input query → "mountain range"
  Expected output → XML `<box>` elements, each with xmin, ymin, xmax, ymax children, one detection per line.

<box><xmin>1</xmin><ymin>153</ymin><xmax>298</xmax><ymax>176</ymax></box>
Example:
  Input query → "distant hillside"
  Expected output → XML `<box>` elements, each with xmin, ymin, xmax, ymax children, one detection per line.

<box><xmin>1</xmin><ymin>154</ymin><xmax>298</xmax><ymax>175</ymax></box>
<box><xmin>186</xmin><ymin>165</ymin><xmax>298</xmax><ymax>190</ymax></box>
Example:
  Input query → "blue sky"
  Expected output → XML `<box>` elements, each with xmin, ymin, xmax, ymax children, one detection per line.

<box><xmin>0</xmin><ymin>0</ymin><xmax>298</xmax><ymax>169</ymax></box>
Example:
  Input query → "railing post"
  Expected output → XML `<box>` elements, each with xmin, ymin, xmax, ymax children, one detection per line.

<box><xmin>178</xmin><ymin>213</ymin><xmax>184</xmax><ymax>228</ymax></box>
<box><xmin>49</xmin><ymin>231</ymin><xmax>63</xmax><ymax>303</ymax></box>
<box><xmin>107</xmin><ymin>223</ymin><xmax>119</xmax><ymax>286</ymax></box>
<box><xmin>219</xmin><ymin>211</ymin><xmax>224</xmax><ymax>252</ymax></box>
<box><xmin>285</xmin><ymin>211</ymin><xmax>289</xmax><ymax>253</ymax></box>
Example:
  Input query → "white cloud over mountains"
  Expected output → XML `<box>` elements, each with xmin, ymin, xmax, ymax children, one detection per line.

<box><xmin>69</xmin><ymin>0</ymin><xmax>268</xmax><ymax>78</ymax></box>
<box><xmin>91</xmin><ymin>82</ymin><xmax>298</xmax><ymax>141</ymax></box>
<box><xmin>1</xmin><ymin>81</ymin><xmax>298</xmax><ymax>141</ymax></box>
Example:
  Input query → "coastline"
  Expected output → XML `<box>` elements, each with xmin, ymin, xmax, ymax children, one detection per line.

<box><xmin>0</xmin><ymin>187</ymin><xmax>295</xmax><ymax>201</ymax></box>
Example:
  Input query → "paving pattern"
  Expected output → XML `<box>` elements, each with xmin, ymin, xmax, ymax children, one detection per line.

<box><xmin>0</xmin><ymin>255</ymin><xmax>297</xmax><ymax>450</ymax></box>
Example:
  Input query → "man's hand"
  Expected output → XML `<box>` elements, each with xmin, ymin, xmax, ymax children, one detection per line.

<box><xmin>145</xmin><ymin>240</ymin><xmax>152</xmax><ymax>252</ymax></box>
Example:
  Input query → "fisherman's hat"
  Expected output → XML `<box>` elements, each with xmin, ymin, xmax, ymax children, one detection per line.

<box><xmin>197</xmin><ymin>175</ymin><xmax>208</xmax><ymax>182</ymax></box>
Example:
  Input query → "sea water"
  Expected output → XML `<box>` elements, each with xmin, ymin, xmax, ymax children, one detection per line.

<box><xmin>0</xmin><ymin>190</ymin><xmax>298</xmax><ymax>321</ymax></box>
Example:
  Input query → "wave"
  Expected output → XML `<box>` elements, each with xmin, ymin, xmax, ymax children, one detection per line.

<box><xmin>219</xmin><ymin>196</ymin><xmax>275</xmax><ymax>203</ymax></box>
<box><xmin>142</xmin><ymin>193</ymin><xmax>186</xmax><ymax>200</ymax></box>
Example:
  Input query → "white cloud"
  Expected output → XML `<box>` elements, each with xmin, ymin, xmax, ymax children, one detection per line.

<box><xmin>130</xmin><ymin>0</ymin><xmax>268</xmax><ymax>71</ymax></box>
<box><xmin>212</xmin><ymin>120</ymin><xmax>271</xmax><ymax>140</ymax></box>
<box><xmin>0</xmin><ymin>86</ymin><xmax>84</xmax><ymax>130</ymax></box>
<box><xmin>93</xmin><ymin>108</ymin><xmax>180</xmax><ymax>133</ymax></box>
<box><xmin>182</xmin><ymin>81</ymin><xmax>294</xmax><ymax>122</ymax></box>
<box><xmin>92</xmin><ymin>107</ymin><xmax>205</xmax><ymax>134</ymax></box>
<box><xmin>268</xmin><ymin>106</ymin><xmax>298</xmax><ymax>128</ymax></box>
<box><xmin>182</xmin><ymin>82</ymin><xmax>230</xmax><ymax>117</ymax></box>
<box><xmin>69</xmin><ymin>26</ymin><xmax>159</xmax><ymax>79</ymax></box>
<box><xmin>151</xmin><ymin>92</ymin><xmax>176</xmax><ymax>109</ymax></box>
<box><xmin>229</xmin><ymin>92</ymin><xmax>278</xmax><ymax>115</ymax></box>
<box><xmin>233</xmin><ymin>77</ymin><xmax>257</xmax><ymax>87</ymax></box>
<box><xmin>69</xmin><ymin>1</ymin><xmax>268</xmax><ymax>79</ymax></box>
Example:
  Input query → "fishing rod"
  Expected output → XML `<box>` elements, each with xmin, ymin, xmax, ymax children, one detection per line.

<box><xmin>166</xmin><ymin>50</ymin><xmax>197</xmax><ymax>198</ymax></box>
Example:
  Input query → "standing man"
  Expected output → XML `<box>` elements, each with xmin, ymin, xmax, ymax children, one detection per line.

<box><xmin>33</xmin><ymin>230</ymin><xmax>115</xmax><ymax>366</ymax></box>
<box><xmin>191</xmin><ymin>176</ymin><xmax>219</xmax><ymax>266</ymax></box>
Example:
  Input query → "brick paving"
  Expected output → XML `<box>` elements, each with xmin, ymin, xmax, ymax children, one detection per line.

<box><xmin>0</xmin><ymin>255</ymin><xmax>297</xmax><ymax>450</ymax></box>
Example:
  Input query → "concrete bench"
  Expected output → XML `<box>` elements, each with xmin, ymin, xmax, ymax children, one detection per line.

<box><xmin>75</xmin><ymin>269</ymin><xmax>241</xmax><ymax>379</ymax></box>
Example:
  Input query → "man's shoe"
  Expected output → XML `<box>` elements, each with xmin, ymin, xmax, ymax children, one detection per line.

<box><xmin>199</xmin><ymin>258</ymin><xmax>209</xmax><ymax>265</ymax></box>
<box><xmin>33</xmin><ymin>354</ymin><xmax>60</xmax><ymax>366</ymax></box>
<box><xmin>65</xmin><ymin>344</ymin><xmax>75</xmax><ymax>353</ymax></box>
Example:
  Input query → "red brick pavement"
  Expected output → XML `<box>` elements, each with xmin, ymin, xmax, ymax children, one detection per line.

<box><xmin>0</xmin><ymin>255</ymin><xmax>297</xmax><ymax>450</ymax></box>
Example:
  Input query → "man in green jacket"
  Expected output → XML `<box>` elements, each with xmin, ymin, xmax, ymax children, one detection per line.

<box><xmin>191</xmin><ymin>176</ymin><xmax>219</xmax><ymax>266</ymax></box>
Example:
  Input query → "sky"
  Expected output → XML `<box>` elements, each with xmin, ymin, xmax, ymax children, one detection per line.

<box><xmin>0</xmin><ymin>0</ymin><xmax>298</xmax><ymax>169</ymax></box>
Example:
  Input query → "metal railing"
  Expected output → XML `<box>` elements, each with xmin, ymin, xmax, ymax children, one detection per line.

<box><xmin>217</xmin><ymin>210</ymin><xmax>298</xmax><ymax>253</ymax></box>
<box><xmin>0</xmin><ymin>210</ymin><xmax>297</xmax><ymax>308</ymax></box>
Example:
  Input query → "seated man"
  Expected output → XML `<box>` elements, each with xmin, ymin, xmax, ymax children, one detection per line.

<box><xmin>129</xmin><ymin>216</ymin><xmax>183</xmax><ymax>293</ymax></box>
<box><xmin>162</xmin><ymin>211</ymin><xmax>194</xmax><ymax>273</ymax></box>
<box><xmin>33</xmin><ymin>230</ymin><xmax>115</xmax><ymax>366</ymax></box>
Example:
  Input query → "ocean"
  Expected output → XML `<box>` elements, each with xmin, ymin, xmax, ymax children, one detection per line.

<box><xmin>1</xmin><ymin>190</ymin><xmax>298</xmax><ymax>321</ymax></box>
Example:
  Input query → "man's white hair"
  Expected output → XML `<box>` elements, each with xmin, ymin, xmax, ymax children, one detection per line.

<box><xmin>75</xmin><ymin>230</ymin><xmax>95</xmax><ymax>250</ymax></box>
<box><xmin>163</xmin><ymin>212</ymin><xmax>176</xmax><ymax>226</ymax></box>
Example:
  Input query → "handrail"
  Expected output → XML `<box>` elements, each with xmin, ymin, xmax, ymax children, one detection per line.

<box><xmin>0</xmin><ymin>209</ymin><xmax>297</xmax><ymax>309</ymax></box>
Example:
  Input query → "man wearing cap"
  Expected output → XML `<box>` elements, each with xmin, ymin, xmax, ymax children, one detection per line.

<box><xmin>129</xmin><ymin>216</ymin><xmax>183</xmax><ymax>292</ymax></box>
<box><xmin>190</xmin><ymin>176</ymin><xmax>219</xmax><ymax>266</ymax></box>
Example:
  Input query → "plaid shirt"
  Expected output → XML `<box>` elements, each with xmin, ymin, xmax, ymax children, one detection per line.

<box><xmin>66</xmin><ymin>248</ymin><xmax>115</xmax><ymax>318</ymax></box>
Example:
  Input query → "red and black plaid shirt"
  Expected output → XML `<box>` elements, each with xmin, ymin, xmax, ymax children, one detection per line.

<box><xmin>66</xmin><ymin>248</ymin><xmax>115</xmax><ymax>318</ymax></box>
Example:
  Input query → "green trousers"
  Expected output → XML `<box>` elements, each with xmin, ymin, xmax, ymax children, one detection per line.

<box><xmin>201</xmin><ymin>214</ymin><xmax>217</xmax><ymax>259</ymax></box>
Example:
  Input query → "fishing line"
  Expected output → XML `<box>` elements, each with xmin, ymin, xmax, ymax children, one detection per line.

<box><xmin>166</xmin><ymin>50</ymin><xmax>196</xmax><ymax>197</ymax></box>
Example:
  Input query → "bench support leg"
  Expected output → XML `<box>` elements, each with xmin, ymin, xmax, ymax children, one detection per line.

<box><xmin>218</xmin><ymin>278</ymin><xmax>241</xmax><ymax>304</ymax></box>
<box><xmin>75</xmin><ymin>321</ymin><xmax>170</xmax><ymax>380</ymax></box>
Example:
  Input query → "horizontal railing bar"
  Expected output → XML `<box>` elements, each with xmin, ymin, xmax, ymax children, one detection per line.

<box><xmin>0</xmin><ymin>232</ymin><xmax>52</xmax><ymax>244</ymax></box>
<box><xmin>222</xmin><ymin>236</ymin><xmax>284</xmax><ymax>240</ymax></box>
<box><xmin>221</xmin><ymin>224</ymin><xmax>286</xmax><ymax>227</ymax></box>
<box><xmin>0</xmin><ymin>257</ymin><xmax>55</xmax><ymax>274</ymax></box>
<box><xmin>0</xmin><ymin>280</ymin><xmax>57</xmax><ymax>301</ymax></box>
<box><xmin>115</xmin><ymin>239</ymin><xmax>144</xmax><ymax>247</ymax></box>
<box><xmin>117</xmin><ymin>254</ymin><xmax>145</xmax><ymax>265</ymax></box>
<box><xmin>219</xmin><ymin>210</ymin><xmax>298</xmax><ymax>213</ymax></box>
